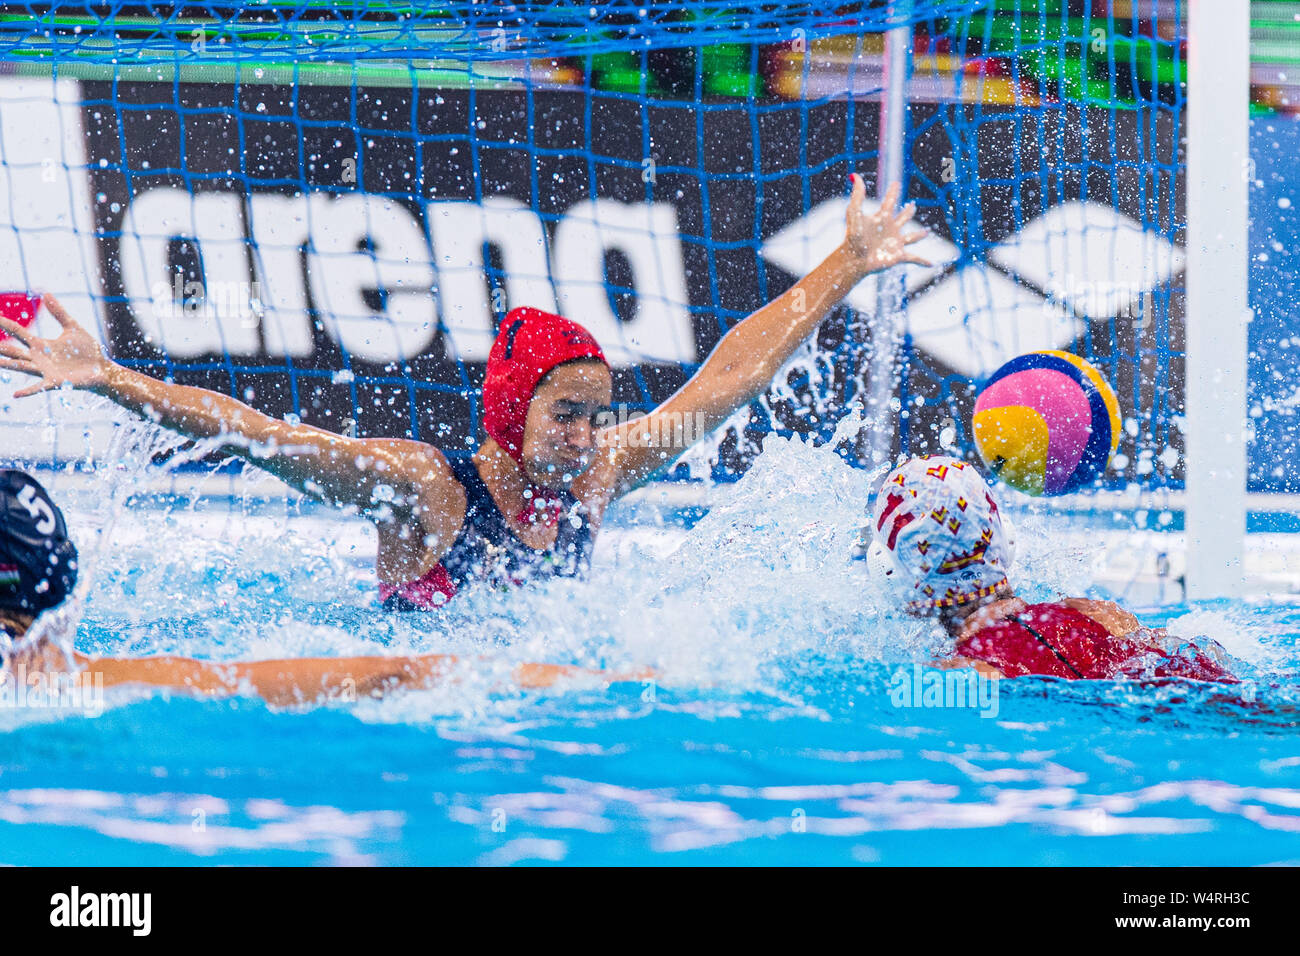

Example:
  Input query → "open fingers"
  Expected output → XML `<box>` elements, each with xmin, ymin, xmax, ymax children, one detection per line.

<box><xmin>0</xmin><ymin>337</ymin><xmax>30</xmax><ymax>360</ymax></box>
<box><xmin>0</xmin><ymin>315</ymin><xmax>35</xmax><ymax>345</ymax></box>
<box><xmin>880</xmin><ymin>180</ymin><xmax>901</xmax><ymax>214</ymax></box>
<box><xmin>0</xmin><ymin>355</ymin><xmax>38</xmax><ymax>374</ymax></box>
<box><xmin>41</xmin><ymin>292</ymin><xmax>77</xmax><ymax>331</ymax></box>
<box><xmin>12</xmin><ymin>379</ymin><xmax>54</xmax><ymax>399</ymax></box>
<box><xmin>847</xmin><ymin>171</ymin><xmax>866</xmax><ymax>210</ymax></box>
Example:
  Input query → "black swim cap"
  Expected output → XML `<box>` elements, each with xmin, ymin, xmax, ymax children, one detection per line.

<box><xmin>0</xmin><ymin>470</ymin><xmax>78</xmax><ymax>613</ymax></box>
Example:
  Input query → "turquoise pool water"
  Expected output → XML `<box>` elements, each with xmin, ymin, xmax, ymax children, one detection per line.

<box><xmin>2</xmin><ymin>428</ymin><xmax>1298</xmax><ymax>865</ymax></box>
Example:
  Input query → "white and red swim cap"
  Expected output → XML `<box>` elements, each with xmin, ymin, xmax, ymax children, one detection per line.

<box><xmin>481</xmin><ymin>307</ymin><xmax>608</xmax><ymax>464</ymax></box>
<box><xmin>868</xmin><ymin>455</ymin><xmax>1014</xmax><ymax>612</ymax></box>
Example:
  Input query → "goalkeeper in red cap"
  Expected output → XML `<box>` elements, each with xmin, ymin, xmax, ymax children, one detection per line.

<box><xmin>0</xmin><ymin>177</ymin><xmax>928</xmax><ymax>611</ymax></box>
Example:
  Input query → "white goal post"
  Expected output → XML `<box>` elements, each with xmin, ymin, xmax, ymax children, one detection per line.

<box><xmin>1185</xmin><ymin>0</ymin><xmax>1251</xmax><ymax>599</ymax></box>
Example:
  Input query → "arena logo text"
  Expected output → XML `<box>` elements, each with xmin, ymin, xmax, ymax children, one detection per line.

<box><xmin>116</xmin><ymin>189</ymin><xmax>697</xmax><ymax>368</ymax></box>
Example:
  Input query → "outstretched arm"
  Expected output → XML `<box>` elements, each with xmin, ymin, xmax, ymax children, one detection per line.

<box><xmin>0</xmin><ymin>295</ymin><xmax>463</xmax><ymax>544</ymax></box>
<box><xmin>600</xmin><ymin>176</ymin><xmax>930</xmax><ymax>495</ymax></box>
<box><xmin>73</xmin><ymin>649</ymin><xmax>649</xmax><ymax>707</ymax></box>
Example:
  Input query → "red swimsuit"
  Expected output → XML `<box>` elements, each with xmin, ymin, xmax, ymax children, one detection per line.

<box><xmin>955</xmin><ymin>602</ymin><xmax>1236</xmax><ymax>682</ymax></box>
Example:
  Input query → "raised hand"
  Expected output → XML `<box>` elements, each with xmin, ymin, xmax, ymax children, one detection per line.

<box><xmin>843</xmin><ymin>174</ymin><xmax>931</xmax><ymax>276</ymax></box>
<box><xmin>0</xmin><ymin>293</ymin><xmax>111</xmax><ymax>397</ymax></box>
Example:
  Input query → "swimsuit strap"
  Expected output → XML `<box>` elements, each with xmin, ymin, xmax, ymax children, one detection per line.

<box><xmin>380</xmin><ymin>456</ymin><xmax>593</xmax><ymax>611</ymax></box>
<box><xmin>443</xmin><ymin>455</ymin><xmax>591</xmax><ymax>576</ymax></box>
<box><xmin>446</xmin><ymin>455</ymin><xmax>511</xmax><ymax>544</ymax></box>
<box><xmin>1012</xmin><ymin>613</ymin><xmax>1086</xmax><ymax>679</ymax></box>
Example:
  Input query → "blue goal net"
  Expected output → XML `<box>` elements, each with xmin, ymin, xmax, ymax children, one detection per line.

<box><xmin>0</xmin><ymin>0</ymin><xmax>1190</xmax><ymax>506</ymax></box>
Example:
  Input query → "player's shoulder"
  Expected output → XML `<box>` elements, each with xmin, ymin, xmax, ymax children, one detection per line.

<box><xmin>357</xmin><ymin>438</ymin><xmax>467</xmax><ymax>507</ymax></box>
<box><xmin>1057</xmin><ymin>597</ymin><xmax>1140</xmax><ymax>636</ymax></box>
<box><xmin>358</xmin><ymin>436</ymin><xmax>453</xmax><ymax>472</ymax></box>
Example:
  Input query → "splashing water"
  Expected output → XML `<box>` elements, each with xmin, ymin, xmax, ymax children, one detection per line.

<box><xmin>3</xmin><ymin>411</ymin><xmax>1299</xmax><ymax>864</ymax></box>
<box><xmin>44</xmin><ymin>404</ymin><xmax>1293</xmax><ymax>706</ymax></box>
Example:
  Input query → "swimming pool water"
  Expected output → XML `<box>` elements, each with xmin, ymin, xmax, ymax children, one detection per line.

<box><xmin>3</xmin><ymin>428</ymin><xmax>1298</xmax><ymax>866</ymax></box>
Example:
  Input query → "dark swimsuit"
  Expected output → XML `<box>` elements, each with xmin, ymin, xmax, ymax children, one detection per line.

<box><xmin>955</xmin><ymin>602</ymin><xmax>1237</xmax><ymax>682</ymax></box>
<box><xmin>379</xmin><ymin>456</ymin><xmax>594</xmax><ymax>611</ymax></box>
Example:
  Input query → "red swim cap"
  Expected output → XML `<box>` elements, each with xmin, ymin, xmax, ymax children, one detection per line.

<box><xmin>482</xmin><ymin>307</ymin><xmax>608</xmax><ymax>464</ymax></box>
